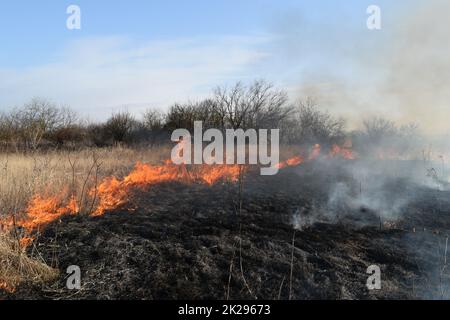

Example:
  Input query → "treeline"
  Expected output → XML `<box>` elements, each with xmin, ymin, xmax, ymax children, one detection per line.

<box><xmin>0</xmin><ymin>80</ymin><xmax>419</xmax><ymax>153</ymax></box>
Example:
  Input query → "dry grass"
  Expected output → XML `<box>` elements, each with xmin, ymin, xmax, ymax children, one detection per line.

<box><xmin>0</xmin><ymin>146</ymin><xmax>171</xmax><ymax>292</ymax></box>
<box><xmin>0</xmin><ymin>144</ymin><xmax>294</xmax><ymax>293</ymax></box>
<box><xmin>0</xmin><ymin>233</ymin><xmax>59</xmax><ymax>292</ymax></box>
<box><xmin>0</xmin><ymin>145</ymin><xmax>294</xmax><ymax>219</ymax></box>
<box><xmin>0</xmin><ymin>146</ymin><xmax>172</xmax><ymax>219</ymax></box>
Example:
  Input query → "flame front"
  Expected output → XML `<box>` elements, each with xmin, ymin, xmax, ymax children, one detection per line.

<box><xmin>21</xmin><ymin>193</ymin><xmax>79</xmax><ymax>233</ymax></box>
<box><xmin>92</xmin><ymin>162</ymin><xmax>241</xmax><ymax>216</ymax></box>
<box><xmin>0</xmin><ymin>282</ymin><xmax>16</xmax><ymax>293</ymax></box>
<box><xmin>309</xmin><ymin>144</ymin><xmax>322</xmax><ymax>160</ymax></box>
<box><xmin>276</xmin><ymin>141</ymin><xmax>356</xmax><ymax>169</ymax></box>
<box><xmin>0</xmin><ymin>161</ymin><xmax>242</xmax><ymax>242</ymax></box>
<box><xmin>0</xmin><ymin>142</ymin><xmax>356</xmax><ymax>247</ymax></box>
<box><xmin>277</xmin><ymin>156</ymin><xmax>304</xmax><ymax>169</ymax></box>
<box><xmin>328</xmin><ymin>144</ymin><xmax>356</xmax><ymax>160</ymax></box>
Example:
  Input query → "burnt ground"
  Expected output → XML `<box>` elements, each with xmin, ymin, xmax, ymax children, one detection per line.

<box><xmin>4</xmin><ymin>160</ymin><xmax>450</xmax><ymax>300</ymax></box>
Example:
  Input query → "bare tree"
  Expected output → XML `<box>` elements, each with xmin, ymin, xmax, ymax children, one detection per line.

<box><xmin>362</xmin><ymin>117</ymin><xmax>397</xmax><ymax>142</ymax></box>
<box><xmin>142</xmin><ymin>108</ymin><xmax>165</xmax><ymax>131</ymax></box>
<box><xmin>352</xmin><ymin>116</ymin><xmax>421</xmax><ymax>157</ymax></box>
<box><xmin>213</xmin><ymin>80</ymin><xmax>291</xmax><ymax>130</ymax></box>
<box><xmin>282</xmin><ymin>97</ymin><xmax>345</xmax><ymax>145</ymax></box>
<box><xmin>398</xmin><ymin>123</ymin><xmax>419</xmax><ymax>138</ymax></box>
<box><xmin>165</xmin><ymin>99</ymin><xmax>219</xmax><ymax>131</ymax></box>
<box><xmin>0</xmin><ymin>98</ymin><xmax>79</xmax><ymax>150</ymax></box>
<box><xmin>104</xmin><ymin>111</ymin><xmax>137</xmax><ymax>144</ymax></box>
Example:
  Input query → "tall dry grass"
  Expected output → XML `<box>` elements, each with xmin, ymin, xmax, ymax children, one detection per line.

<box><xmin>0</xmin><ymin>144</ymin><xmax>295</xmax><ymax>292</ymax></box>
<box><xmin>0</xmin><ymin>233</ymin><xmax>59</xmax><ymax>293</ymax></box>
<box><xmin>0</xmin><ymin>146</ymin><xmax>171</xmax><ymax>292</ymax></box>
<box><xmin>0</xmin><ymin>144</ymin><xmax>295</xmax><ymax>218</ymax></box>
<box><xmin>0</xmin><ymin>146</ymin><xmax>172</xmax><ymax>219</ymax></box>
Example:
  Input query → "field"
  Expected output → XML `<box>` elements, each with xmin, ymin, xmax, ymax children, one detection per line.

<box><xmin>1</xmin><ymin>146</ymin><xmax>449</xmax><ymax>299</ymax></box>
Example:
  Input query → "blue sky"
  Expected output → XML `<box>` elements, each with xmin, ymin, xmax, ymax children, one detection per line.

<box><xmin>3</xmin><ymin>0</ymin><xmax>448</xmax><ymax>134</ymax></box>
<box><xmin>0</xmin><ymin>0</ymin><xmax>390</xmax><ymax>68</ymax></box>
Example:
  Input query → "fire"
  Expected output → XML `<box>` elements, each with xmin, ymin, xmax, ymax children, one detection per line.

<box><xmin>20</xmin><ymin>193</ymin><xmax>79</xmax><ymax>233</ymax></box>
<box><xmin>195</xmin><ymin>164</ymin><xmax>241</xmax><ymax>185</ymax></box>
<box><xmin>277</xmin><ymin>156</ymin><xmax>304</xmax><ymax>169</ymax></box>
<box><xmin>18</xmin><ymin>237</ymin><xmax>34</xmax><ymax>248</ymax></box>
<box><xmin>0</xmin><ymin>282</ymin><xmax>15</xmax><ymax>293</ymax></box>
<box><xmin>91</xmin><ymin>176</ymin><xmax>131</xmax><ymax>217</ymax></box>
<box><xmin>328</xmin><ymin>144</ymin><xmax>356</xmax><ymax>160</ymax></box>
<box><xmin>1</xmin><ymin>141</ymin><xmax>356</xmax><ymax>247</ymax></box>
<box><xmin>92</xmin><ymin>162</ymin><xmax>241</xmax><ymax>216</ymax></box>
<box><xmin>0</xmin><ymin>161</ymin><xmax>243</xmax><ymax>242</ymax></box>
<box><xmin>309</xmin><ymin>144</ymin><xmax>321</xmax><ymax>160</ymax></box>
<box><xmin>0</xmin><ymin>191</ymin><xmax>78</xmax><ymax>235</ymax></box>
<box><xmin>276</xmin><ymin>141</ymin><xmax>356</xmax><ymax>169</ymax></box>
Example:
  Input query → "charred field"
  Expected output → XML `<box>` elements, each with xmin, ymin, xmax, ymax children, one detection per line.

<box><xmin>3</xmin><ymin>159</ymin><xmax>450</xmax><ymax>300</ymax></box>
<box><xmin>2</xmin><ymin>0</ymin><xmax>450</xmax><ymax>306</ymax></box>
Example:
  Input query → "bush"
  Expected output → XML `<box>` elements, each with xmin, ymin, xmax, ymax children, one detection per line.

<box><xmin>0</xmin><ymin>98</ymin><xmax>79</xmax><ymax>150</ymax></box>
<box><xmin>352</xmin><ymin>116</ymin><xmax>420</xmax><ymax>157</ymax></box>
<box><xmin>281</xmin><ymin>98</ymin><xmax>345</xmax><ymax>146</ymax></box>
<box><xmin>103</xmin><ymin>111</ymin><xmax>138</xmax><ymax>145</ymax></box>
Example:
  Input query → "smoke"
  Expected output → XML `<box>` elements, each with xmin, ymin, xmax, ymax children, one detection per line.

<box><xmin>326</xmin><ymin>162</ymin><xmax>412</xmax><ymax>221</ymax></box>
<box><xmin>374</xmin><ymin>0</ymin><xmax>450</xmax><ymax>133</ymax></box>
<box><xmin>276</xmin><ymin>0</ymin><xmax>450</xmax><ymax>135</ymax></box>
<box><xmin>289</xmin><ymin>156</ymin><xmax>450</xmax><ymax>231</ymax></box>
<box><xmin>380</xmin><ymin>0</ymin><xmax>450</xmax><ymax>135</ymax></box>
<box><xmin>276</xmin><ymin>2</ymin><xmax>450</xmax><ymax>297</ymax></box>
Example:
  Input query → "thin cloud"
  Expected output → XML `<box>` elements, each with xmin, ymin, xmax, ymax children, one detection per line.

<box><xmin>0</xmin><ymin>34</ymin><xmax>272</xmax><ymax>120</ymax></box>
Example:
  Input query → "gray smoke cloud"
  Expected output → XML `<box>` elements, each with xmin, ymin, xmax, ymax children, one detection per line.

<box><xmin>275</xmin><ymin>0</ymin><xmax>450</xmax><ymax>135</ymax></box>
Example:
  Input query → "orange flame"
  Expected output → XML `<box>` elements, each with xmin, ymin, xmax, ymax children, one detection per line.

<box><xmin>20</xmin><ymin>193</ymin><xmax>79</xmax><ymax>233</ymax></box>
<box><xmin>328</xmin><ymin>144</ymin><xmax>356</xmax><ymax>160</ymax></box>
<box><xmin>0</xmin><ymin>161</ymin><xmax>243</xmax><ymax>241</ymax></box>
<box><xmin>309</xmin><ymin>144</ymin><xmax>322</xmax><ymax>160</ymax></box>
<box><xmin>92</xmin><ymin>162</ymin><xmax>241</xmax><ymax>216</ymax></box>
<box><xmin>276</xmin><ymin>141</ymin><xmax>356</xmax><ymax>169</ymax></box>
<box><xmin>1</xmin><ymin>141</ymin><xmax>357</xmax><ymax>247</ymax></box>
<box><xmin>0</xmin><ymin>282</ymin><xmax>16</xmax><ymax>293</ymax></box>
<box><xmin>276</xmin><ymin>156</ymin><xmax>304</xmax><ymax>169</ymax></box>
